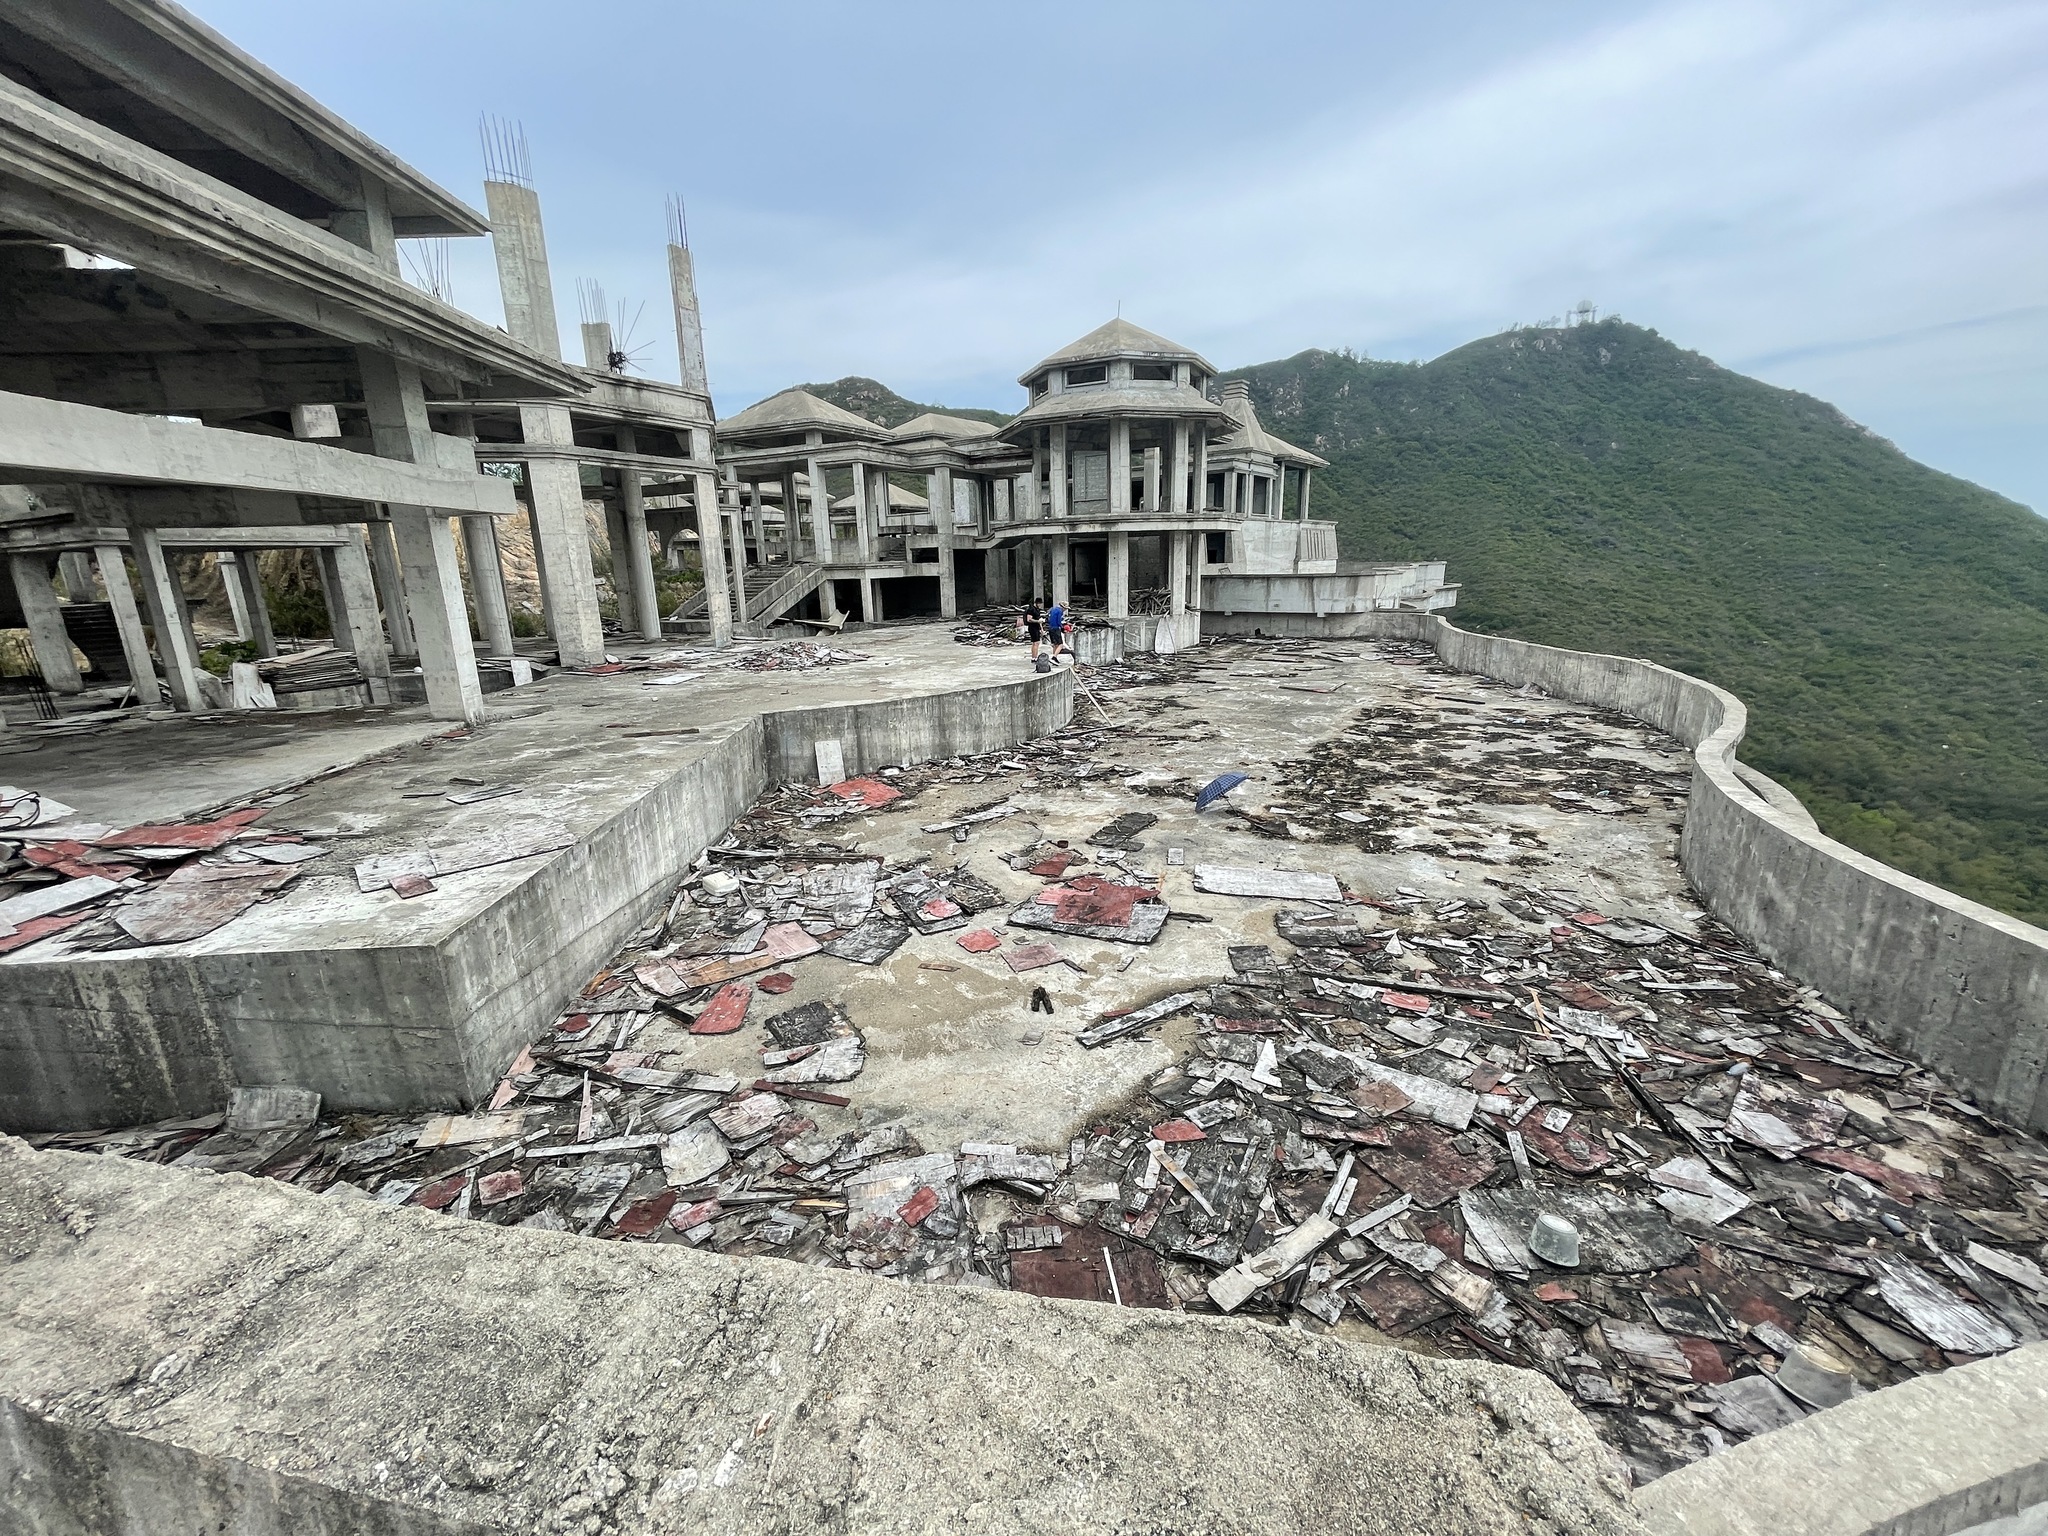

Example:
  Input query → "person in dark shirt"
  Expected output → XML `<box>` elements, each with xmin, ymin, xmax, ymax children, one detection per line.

<box><xmin>1021</xmin><ymin>601</ymin><xmax>1045</xmax><ymax>663</ymax></box>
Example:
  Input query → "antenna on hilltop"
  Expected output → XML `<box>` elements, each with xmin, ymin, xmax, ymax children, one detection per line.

<box><xmin>1569</xmin><ymin>299</ymin><xmax>1598</xmax><ymax>328</ymax></box>
<box><xmin>479</xmin><ymin>115</ymin><xmax>532</xmax><ymax>186</ymax></box>
<box><xmin>665</xmin><ymin>193</ymin><xmax>690</xmax><ymax>250</ymax></box>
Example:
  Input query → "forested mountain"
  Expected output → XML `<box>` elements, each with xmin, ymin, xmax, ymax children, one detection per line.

<box><xmin>1226</xmin><ymin>321</ymin><xmax>2048</xmax><ymax>923</ymax></box>
<box><xmin>800</xmin><ymin>377</ymin><xmax>1009</xmax><ymax>429</ymax></box>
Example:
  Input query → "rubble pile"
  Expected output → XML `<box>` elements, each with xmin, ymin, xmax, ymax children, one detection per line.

<box><xmin>37</xmin><ymin>637</ymin><xmax>2048</xmax><ymax>1485</ymax></box>
<box><xmin>0</xmin><ymin>785</ymin><xmax>316</xmax><ymax>951</ymax></box>
<box><xmin>720</xmin><ymin>641</ymin><xmax>869</xmax><ymax>673</ymax></box>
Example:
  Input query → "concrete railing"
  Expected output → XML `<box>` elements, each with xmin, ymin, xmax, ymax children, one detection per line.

<box><xmin>1361</xmin><ymin>613</ymin><xmax>2048</xmax><ymax>1136</ymax></box>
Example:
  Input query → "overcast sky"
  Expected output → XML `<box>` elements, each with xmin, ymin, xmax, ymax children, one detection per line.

<box><xmin>189</xmin><ymin>0</ymin><xmax>2048</xmax><ymax>512</ymax></box>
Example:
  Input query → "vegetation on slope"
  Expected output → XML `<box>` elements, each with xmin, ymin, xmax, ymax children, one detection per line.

<box><xmin>802</xmin><ymin>377</ymin><xmax>1011</xmax><ymax>430</ymax></box>
<box><xmin>1226</xmin><ymin>321</ymin><xmax>2048</xmax><ymax>923</ymax></box>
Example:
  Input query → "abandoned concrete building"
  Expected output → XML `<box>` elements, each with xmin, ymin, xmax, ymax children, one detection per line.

<box><xmin>3</xmin><ymin>6</ymin><xmax>2048</xmax><ymax>1536</ymax></box>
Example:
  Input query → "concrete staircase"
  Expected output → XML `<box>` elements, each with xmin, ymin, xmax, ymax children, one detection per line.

<box><xmin>668</xmin><ymin>561</ymin><xmax>828</xmax><ymax>633</ymax></box>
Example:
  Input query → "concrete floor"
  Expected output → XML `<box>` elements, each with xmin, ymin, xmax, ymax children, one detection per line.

<box><xmin>4</xmin><ymin>629</ymin><xmax>1031</xmax><ymax>963</ymax></box>
<box><xmin>577</xmin><ymin>635</ymin><xmax>1701</xmax><ymax>1154</ymax></box>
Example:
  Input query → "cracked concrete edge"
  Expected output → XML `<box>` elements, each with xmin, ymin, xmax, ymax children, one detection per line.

<box><xmin>0</xmin><ymin>1136</ymin><xmax>1643</xmax><ymax>1535</ymax></box>
<box><xmin>1635</xmin><ymin>1343</ymin><xmax>2048</xmax><ymax>1536</ymax></box>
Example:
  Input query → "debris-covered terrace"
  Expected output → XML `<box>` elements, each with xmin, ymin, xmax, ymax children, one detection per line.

<box><xmin>34</xmin><ymin>632</ymin><xmax>2048</xmax><ymax>1488</ymax></box>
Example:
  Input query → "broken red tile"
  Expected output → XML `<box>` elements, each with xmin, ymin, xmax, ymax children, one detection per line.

<box><xmin>668</xmin><ymin>1198</ymin><xmax>722</xmax><ymax>1231</ymax></box>
<box><xmin>22</xmin><ymin>844</ymin><xmax>141</xmax><ymax>881</ymax></box>
<box><xmin>1032</xmin><ymin>874</ymin><xmax>1158</xmax><ymax>927</ymax></box>
<box><xmin>1803</xmin><ymin>1145</ymin><xmax>1944</xmax><ymax>1203</ymax></box>
<box><xmin>757</xmin><ymin>972</ymin><xmax>797</xmax><ymax>995</ymax></box>
<box><xmin>614</xmin><ymin>1189</ymin><xmax>679</xmax><ymax>1237</ymax></box>
<box><xmin>828</xmin><ymin>777</ymin><xmax>902</xmax><ymax>808</ymax></box>
<box><xmin>691</xmin><ymin>981</ymin><xmax>753</xmax><ymax>1035</ymax></box>
<box><xmin>98</xmin><ymin>810</ymin><xmax>266</xmax><ymax>851</ymax></box>
<box><xmin>1151</xmin><ymin>1120</ymin><xmax>1206</xmax><ymax>1143</ymax></box>
<box><xmin>603</xmin><ymin>1051</ymin><xmax>661</xmax><ymax>1071</ymax></box>
<box><xmin>957</xmin><ymin>928</ymin><xmax>1002</xmax><ymax>953</ymax></box>
<box><xmin>476</xmin><ymin>1170</ymin><xmax>524</xmax><ymax>1207</ymax></box>
<box><xmin>899</xmin><ymin>1186</ymin><xmax>940</xmax><ymax>1226</ymax></box>
<box><xmin>413</xmin><ymin>1173</ymin><xmax>469</xmax><ymax>1210</ymax></box>
<box><xmin>1001</xmin><ymin>942</ymin><xmax>1064</xmax><ymax>973</ymax></box>
<box><xmin>1515</xmin><ymin>1117</ymin><xmax>1614</xmax><ymax>1175</ymax></box>
<box><xmin>0</xmin><ymin>910</ymin><xmax>93</xmax><ymax>956</ymax></box>
<box><xmin>1352</xmin><ymin>1269</ymin><xmax>1454</xmax><ymax>1334</ymax></box>
<box><xmin>1212</xmin><ymin>1016</ymin><xmax>1287</xmax><ymax>1034</ymax></box>
<box><xmin>1381</xmin><ymin>991</ymin><xmax>1434</xmax><ymax>1014</ymax></box>
<box><xmin>753</xmin><ymin>1081</ymin><xmax>852</xmax><ymax>1107</ymax></box>
<box><xmin>486</xmin><ymin>1079</ymin><xmax>519</xmax><ymax>1112</ymax></box>
<box><xmin>1347</xmin><ymin>1079</ymin><xmax>1415</xmax><ymax>1118</ymax></box>
<box><xmin>762</xmin><ymin>922</ymin><xmax>822</xmax><ymax>960</ymax></box>
<box><xmin>1571</xmin><ymin>911</ymin><xmax>1609</xmax><ymax>926</ymax></box>
<box><xmin>1534</xmin><ymin>1281</ymin><xmax>1581</xmax><ymax>1304</ymax></box>
<box><xmin>1676</xmin><ymin>1336</ymin><xmax>1732</xmax><ymax>1385</ymax></box>
<box><xmin>391</xmin><ymin>873</ymin><xmax>436</xmax><ymax>898</ymax></box>
<box><xmin>1549</xmin><ymin>979</ymin><xmax>1617</xmax><ymax>1010</ymax></box>
<box><xmin>1361</xmin><ymin>1122</ymin><xmax>1497</xmax><ymax>1207</ymax></box>
<box><xmin>921</xmin><ymin>897</ymin><xmax>963</xmax><ymax>921</ymax></box>
<box><xmin>1026</xmin><ymin>850</ymin><xmax>1077</xmax><ymax>878</ymax></box>
<box><xmin>556</xmin><ymin>1014</ymin><xmax>596</xmax><ymax>1038</ymax></box>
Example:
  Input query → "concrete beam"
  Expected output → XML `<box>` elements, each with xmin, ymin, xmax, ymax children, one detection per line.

<box><xmin>0</xmin><ymin>79</ymin><xmax>570</xmax><ymax>395</ymax></box>
<box><xmin>0</xmin><ymin>391</ymin><xmax>517</xmax><ymax>516</ymax></box>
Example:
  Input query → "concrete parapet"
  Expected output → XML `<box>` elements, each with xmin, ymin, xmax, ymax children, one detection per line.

<box><xmin>1634</xmin><ymin>1344</ymin><xmax>2048</xmax><ymax>1536</ymax></box>
<box><xmin>0</xmin><ymin>656</ymin><xmax>1073</xmax><ymax>1131</ymax></box>
<box><xmin>1341</xmin><ymin>612</ymin><xmax>2048</xmax><ymax>1136</ymax></box>
<box><xmin>0</xmin><ymin>1136</ymin><xmax>1642</xmax><ymax>1536</ymax></box>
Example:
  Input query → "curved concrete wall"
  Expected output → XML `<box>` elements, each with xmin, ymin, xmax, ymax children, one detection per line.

<box><xmin>1356</xmin><ymin>612</ymin><xmax>2048</xmax><ymax>1135</ymax></box>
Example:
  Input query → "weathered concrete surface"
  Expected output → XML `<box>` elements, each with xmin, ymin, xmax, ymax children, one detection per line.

<box><xmin>1340</xmin><ymin>612</ymin><xmax>2048</xmax><ymax>1137</ymax></box>
<box><xmin>0</xmin><ymin>629</ymin><xmax>1070</xmax><ymax>1132</ymax></box>
<box><xmin>663</xmin><ymin>641</ymin><xmax>1700</xmax><ymax>1155</ymax></box>
<box><xmin>0</xmin><ymin>1137</ymin><xmax>1640</xmax><ymax>1536</ymax></box>
<box><xmin>1635</xmin><ymin>1344</ymin><xmax>2048</xmax><ymax>1536</ymax></box>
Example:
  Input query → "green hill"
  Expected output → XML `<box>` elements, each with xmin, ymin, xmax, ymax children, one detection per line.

<box><xmin>1225</xmin><ymin>321</ymin><xmax>2048</xmax><ymax>924</ymax></box>
<box><xmin>801</xmin><ymin>376</ymin><xmax>1011</xmax><ymax>430</ymax></box>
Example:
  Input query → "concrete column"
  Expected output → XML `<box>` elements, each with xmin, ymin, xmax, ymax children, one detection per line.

<box><xmin>517</xmin><ymin>404</ymin><xmax>605</xmax><ymax>665</ymax></box>
<box><xmin>1298</xmin><ymin>467</ymin><xmax>1314</xmax><ymax>521</ymax></box>
<box><xmin>10</xmin><ymin>555</ymin><xmax>82</xmax><ymax>693</ymax></box>
<box><xmin>57</xmin><ymin>551</ymin><xmax>96</xmax><ymax>602</ymax></box>
<box><xmin>1051</xmin><ymin>532</ymin><xmax>1070</xmax><ymax>606</ymax></box>
<box><xmin>1049</xmin><ymin>425</ymin><xmax>1069</xmax><ymax>519</ymax></box>
<box><xmin>1193</xmin><ymin>425</ymin><xmax>1210</xmax><ymax>513</ymax></box>
<box><xmin>616</xmin><ymin>425</ymin><xmax>661</xmax><ymax>642</ymax></box>
<box><xmin>1106</xmin><ymin>530</ymin><xmax>1130</xmax><ymax>620</ymax></box>
<box><xmin>216</xmin><ymin>552</ymin><xmax>253</xmax><ymax>640</ymax></box>
<box><xmin>689</xmin><ymin>469</ymin><xmax>733</xmax><ymax>647</ymax></box>
<box><xmin>1143</xmin><ymin>446</ymin><xmax>1162</xmax><ymax>515</ymax></box>
<box><xmin>229</xmin><ymin>551</ymin><xmax>277</xmax><ymax>656</ymax></box>
<box><xmin>326</xmin><ymin>530</ymin><xmax>394</xmax><ymax>698</ymax></box>
<box><xmin>1170</xmin><ymin>421</ymin><xmax>1191</xmax><ymax>516</ymax></box>
<box><xmin>1109</xmin><ymin>418</ymin><xmax>1131</xmax><ymax>517</ymax></box>
<box><xmin>807</xmin><ymin>458</ymin><xmax>842</xmax><ymax>623</ymax></box>
<box><xmin>603</xmin><ymin>502</ymin><xmax>633</xmax><ymax>618</ymax></box>
<box><xmin>93</xmin><ymin>546</ymin><xmax>157</xmax><ymax>699</ymax></box>
<box><xmin>667</xmin><ymin>240</ymin><xmax>710</xmax><ymax>395</ymax></box>
<box><xmin>364</xmin><ymin>520</ymin><xmax>417</xmax><ymax>655</ymax></box>
<box><xmin>724</xmin><ymin>485</ymin><xmax>750</xmax><ymax>625</ymax></box>
<box><xmin>1168</xmin><ymin>530</ymin><xmax>1190</xmax><ymax>619</ymax></box>
<box><xmin>1030</xmin><ymin>539</ymin><xmax>1045</xmax><ymax>604</ymax></box>
<box><xmin>870</xmin><ymin>467</ymin><xmax>892</xmax><ymax>548</ymax></box>
<box><xmin>483</xmin><ymin>180</ymin><xmax>562</xmax><ymax>361</ymax></box>
<box><xmin>389</xmin><ymin>506</ymin><xmax>484</xmax><ymax>723</ymax></box>
<box><xmin>928</xmin><ymin>466</ymin><xmax>958</xmax><ymax>619</ymax></box>
<box><xmin>864</xmin><ymin>576</ymin><xmax>884</xmax><ymax>622</ymax></box>
<box><xmin>520</xmin><ymin>490</ymin><xmax>552</xmax><ymax>638</ymax></box>
<box><xmin>130</xmin><ymin>528</ymin><xmax>205</xmax><ymax>711</ymax></box>
<box><xmin>738</xmin><ymin>483</ymin><xmax>759</xmax><ymax>572</ymax></box>
<box><xmin>1029</xmin><ymin>440</ymin><xmax>1044</xmax><ymax>521</ymax></box>
<box><xmin>849</xmin><ymin>463</ymin><xmax>873</xmax><ymax>564</ymax></box>
<box><xmin>461</xmin><ymin>517</ymin><xmax>515</xmax><ymax>657</ymax></box>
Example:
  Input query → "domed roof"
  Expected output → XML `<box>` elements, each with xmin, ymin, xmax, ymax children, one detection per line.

<box><xmin>1020</xmin><ymin>318</ymin><xmax>1215</xmax><ymax>384</ymax></box>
